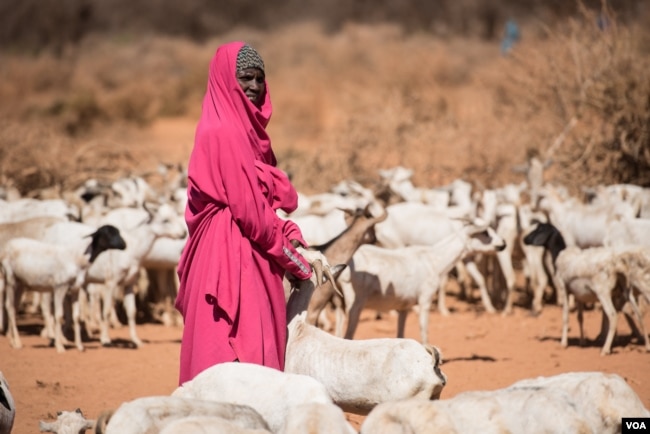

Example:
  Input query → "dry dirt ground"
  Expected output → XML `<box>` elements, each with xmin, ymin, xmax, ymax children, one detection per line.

<box><xmin>2</xmin><ymin>120</ymin><xmax>650</xmax><ymax>433</ymax></box>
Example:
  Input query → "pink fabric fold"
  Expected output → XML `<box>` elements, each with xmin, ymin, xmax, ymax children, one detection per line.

<box><xmin>175</xmin><ymin>41</ymin><xmax>311</xmax><ymax>385</ymax></box>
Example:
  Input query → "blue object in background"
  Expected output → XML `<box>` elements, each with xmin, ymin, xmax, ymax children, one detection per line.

<box><xmin>501</xmin><ymin>19</ymin><xmax>521</xmax><ymax>55</ymax></box>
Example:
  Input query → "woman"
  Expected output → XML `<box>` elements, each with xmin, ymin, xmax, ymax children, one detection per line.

<box><xmin>175</xmin><ymin>41</ymin><xmax>312</xmax><ymax>384</ymax></box>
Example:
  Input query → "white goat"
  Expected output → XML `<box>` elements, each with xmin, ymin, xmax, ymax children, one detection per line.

<box><xmin>286</xmin><ymin>311</ymin><xmax>447</xmax><ymax>416</ymax></box>
<box><xmin>475</xmin><ymin>184</ymin><xmax>526</xmax><ymax>315</ymax></box>
<box><xmin>604</xmin><ymin>218</ymin><xmax>650</xmax><ymax>248</ymax></box>
<box><xmin>341</xmin><ymin>218</ymin><xmax>506</xmax><ymax>343</ymax></box>
<box><xmin>0</xmin><ymin>216</ymin><xmax>69</xmax><ymax>329</ymax></box>
<box><xmin>288</xmin><ymin>179</ymin><xmax>383</xmax><ymax>218</ymax></box>
<box><xmin>360</xmin><ymin>371</ymin><xmax>650</xmax><ymax>434</ymax></box>
<box><xmin>159</xmin><ymin>416</ymin><xmax>272</xmax><ymax>434</ymax></box>
<box><xmin>0</xmin><ymin>371</ymin><xmax>15</xmax><ymax>434</ymax></box>
<box><xmin>616</xmin><ymin>246</ymin><xmax>650</xmax><ymax>349</ymax></box>
<box><xmin>39</xmin><ymin>408</ymin><xmax>95</xmax><ymax>434</ymax></box>
<box><xmin>47</xmin><ymin>203</ymin><xmax>186</xmax><ymax>340</ymax></box>
<box><xmin>287</xmin><ymin>208</ymin><xmax>350</xmax><ymax>246</ymax></box>
<box><xmin>584</xmin><ymin>183</ymin><xmax>644</xmax><ymax>215</ymax></box>
<box><xmin>377</xmin><ymin>166</ymin><xmax>450</xmax><ymax>209</ymax></box>
<box><xmin>517</xmin><ymin>204</ymin><xmax>553</xmax><ymax>315</ymax></box>
<box><xmin>285</xmin><ymin>252</ymin><xmax>447</xmax><ymax>416</ymax></box>
<box><xmin>171</xmin><ymin>362</ymin><xmax>334</xmax><ymax>433</ymax></box>
<box><xmin>141</xmin><ymin>236</ymin><xmax>186</xmax><ymax>327</ymax></box>
<box><xmin>538</xmin><ymin>184</ymin><xmax>638</xmax><ymax>248</ymax></box>
<box><xmin>278</xmin><ymin>403</ymin><xmax>356</xmax><ymax>434</ymax></box>
<box><xmin>96</xmin><ymin>396</ymin><xmax>270</xmax><ymax>434</ymax></box>
<box><xmin>48</xmin><ymin>203</ymin><xmax>186</xmax><ymax>340</ymax></box>
<box><xmin>378</xmin><ymin>168</ymin><xmax>478</xmax><ymax>218</ymax></box>
<box><xmin>1</xmin><ymin>225</ymin><xmax>127</xmax><ymax>352</ymax></box>
<box><xmin>106</xmin><ymin>176</ymin><xmax>158</xmax><ymax>209</ymax></box>
<box><xmin>509</xmin><ymin>371</ymin><xmax>650</xmax><ymax>429</ymax></box>
<box><xmin>83</xmin><ymin>203</ymin><xmax>187</xmax><ymax>348</ymax></box>
<box><xmin>0</xmin><ymin>198</ymin><xmax>79</xmax><ymax>223</ymax></box>
<box><xmin>298</xmin><ymin>204</ymin><xmax>388</xmax><ymax>335</ymax></box>
<box><xmin>523</xmin><ymin>222</ymin><xmax>643</xmax><ymax>355</ymax></box>
<box><xmin>374</xmin><ymin>202</ymin><xmax>505</xmax><ymax>314</ymax></box>
<box><xmin>82</xmin><ymin>205</ymin><xmax>150</xmax><ymax>231</ymax></box>
<box><xmin>0</xmin><ymin>216</ymin><xmax>67</xmax><ymax>247</ymax></box>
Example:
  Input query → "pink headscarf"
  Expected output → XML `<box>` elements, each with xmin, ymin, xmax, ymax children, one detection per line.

<box><xmin>200</xmin><ymin>41</ymin><xmax>276</xmax><ymax>166</ymax></box>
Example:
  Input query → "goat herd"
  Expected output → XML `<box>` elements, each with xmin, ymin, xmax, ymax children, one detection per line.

<box><xmin>1</xmin><ymin>161</ymin><xmax>649</xmax><ymax>433</ymax></box>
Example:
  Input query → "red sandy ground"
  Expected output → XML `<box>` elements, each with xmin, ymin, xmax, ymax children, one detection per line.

<box><xmin>2</xmin><ymin>119</ymin><xmax>649</xmax><ymax>433</ymax></box>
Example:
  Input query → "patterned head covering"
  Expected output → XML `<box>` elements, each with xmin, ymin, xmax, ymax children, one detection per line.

<box><xmin>236</xmin><ymin>44</ymin><xmax>265</xmax><ymax>73</ymax></box>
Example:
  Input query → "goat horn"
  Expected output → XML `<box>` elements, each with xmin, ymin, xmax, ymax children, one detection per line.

<box><xmin>312</xmin><ymin>259</ymin><xmax>324</xmax><ymax>288</ymax></box>
<box><xmin>322</xmin><ymin>263</ymin><xmax>344</xmax><ymax>299</ymax></box>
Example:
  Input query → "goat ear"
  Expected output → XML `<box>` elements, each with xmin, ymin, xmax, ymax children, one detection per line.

<box><xmin>39</xmin><ymin>420</ymin><xmax>54</xmax><ymax>432</ymax></box>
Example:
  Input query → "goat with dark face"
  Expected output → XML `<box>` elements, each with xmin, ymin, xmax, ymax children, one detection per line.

<box><xmin>522</xmin><ymin>222</ymin><xmax>566</xmax><ymax>263</ymax></box>
<box><xmin>86</xmin><ymin>224</ymin><xmax>128</xmax><ymax>262</ymax></box>
<box><xmin>1</xmin><ymin>224</ymin><xmax>127</xmax><ymax>353</ymax></box>
<box><xmin>523</xmin><ymin>222</ymin><xmax>645</xmax><ymax>355</ymax></box>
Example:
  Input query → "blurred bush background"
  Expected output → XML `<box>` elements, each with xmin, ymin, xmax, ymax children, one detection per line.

<box><xmin>0</xmin><ymin>0</ymin><xmax>648</xmax><ymax>195</ymax></box>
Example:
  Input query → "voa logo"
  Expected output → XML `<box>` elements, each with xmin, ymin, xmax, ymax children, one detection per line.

<box><xmin>622</xmin><ymin>417</ymin><xmax>650</xmax><ymax>433</ymax></box>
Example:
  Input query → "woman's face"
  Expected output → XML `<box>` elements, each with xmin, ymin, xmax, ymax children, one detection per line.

<box><xmin>236</xmin><ymin>68</ymin><xmax>266</xmax><ymax>107</ymax></box>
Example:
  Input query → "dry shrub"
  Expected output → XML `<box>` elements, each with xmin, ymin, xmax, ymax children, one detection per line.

<box><xmin>262</xmin><ymin>22</ymin><xmax>526</xmax><ymax>192</ymax></box>
<box><xmin>0</xmin><ymin>35</ymin><xmax>209</xmax><ymax>133</ymax></box>
<box><xmin>0</xmin><ymin>121</ymin><xmax>71</xmax><ymax>192</ymax></box>
<box><xmin>502</xmin><ymin>3</ymin><xmax>650</xmax><ymax>191</ymax></box>
<box><xmin>0</xmin><ymin>35</ymin><xmax>211</xmax><ymax>194</ymax></box>
<box><xmin>0</xmin><ymin>4</ymin><xmax>648</xmax><ymax>196</ymax></box>
<box><xmin>2</xmin><ymin>0</ymin><xmax>645</xmax><ymax>52</ymax></box>
<box><xmin>266</xmin><ymin>11</ymin><xmax>649</xmax><ymax>193</ymax></box>
<box><xmin>0</xmin><ymin>119</ymin><xmax>145</xmax><ymax>195</ymax></box>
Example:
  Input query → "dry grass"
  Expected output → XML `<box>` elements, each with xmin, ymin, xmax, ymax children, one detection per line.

<box><xmin>503</xmin><ymin>3</ymin><xmax>650</xmax><ymax>189</ymax></box>
<box><xmin>0</xmin><ymin>3</ymin><xmax>648</xmax><ymax>195</ymax></box>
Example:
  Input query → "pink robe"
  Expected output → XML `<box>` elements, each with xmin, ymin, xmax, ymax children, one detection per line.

<box><xmin>175</xmin><ymin>41</ymin><xmax>312</xmax><ymax>385</ymax></box>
